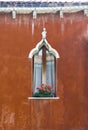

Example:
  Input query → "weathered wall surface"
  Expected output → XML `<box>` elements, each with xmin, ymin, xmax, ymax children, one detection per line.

<box><xmin>0</xmin><ymin>12</ymin><xmax>88</xmax><ymax>130</ymax></box>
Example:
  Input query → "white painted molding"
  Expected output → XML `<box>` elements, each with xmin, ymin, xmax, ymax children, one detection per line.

<box><xmin>28</xmin><ymin>97</ymin><xmax>60</xmax><ymax>100</ymax></box>
<box><xmin>60</xmin><ymin>10</ymin><xmax>64</xmax><ymax>18</ymax></box>
<box><xmin>0</xmin><ymin>6</ymin><xmax>88</xmax><ymax>15</ymax></box>
<box><xmin>28</xmin><ymin>28</ymin><xmax>60</xmax><ymax>59</ymax></box>
<box><xmin>33</xmin><ymin>8</ymin><xmax>37</xmax><ymax>19</ymax></box>
<box><xmin>12</xmin><ymin>10</ymin><xmax>16</xmax><ymax>19</ymax></box>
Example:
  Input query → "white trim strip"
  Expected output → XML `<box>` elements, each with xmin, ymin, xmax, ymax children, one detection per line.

<box><xmin>28</xmin><ymin>97</ymin><xmax>60</xmax><ymax>100</ymax></box>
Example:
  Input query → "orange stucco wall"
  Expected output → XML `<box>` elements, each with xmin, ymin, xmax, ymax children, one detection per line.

<box><xmin>0</xmin><ymin>12</ymin><xmax>88</xmax><ymax>130</ymax></box>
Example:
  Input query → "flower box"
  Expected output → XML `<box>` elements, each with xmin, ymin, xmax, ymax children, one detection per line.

<box><xmin>33</xmin><ymin>84</ymin><xmax>55</xmax><ymax>97</ymax></box>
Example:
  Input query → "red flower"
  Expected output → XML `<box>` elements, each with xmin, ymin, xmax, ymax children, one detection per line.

<box><xmin>36</xmin><ymin>84</ymin><xmax>54</xmax><ymax>95</ymax></box>
<box><xmin>41</xmin><ymin>83</ymin><xmax>47</xmax><ymax>87</ymax></box>
<box><xmin>42</xmin><ymin>88</ymin><xmax>46</xmax><ymax>91</ymax></box>
<box><xmin>52</xmin><ymin>88</ymin><xmax>54</xmax><ymax>93</ymax></box>
<box><xmin>47</xmin><ymin>86</ymin><xmax>53</xmax><ymax>89</ymax></box>
<box><xmin>38</xmin><ymin>87</ymin><xmax>45</xmax><ymax>91</ymax></box>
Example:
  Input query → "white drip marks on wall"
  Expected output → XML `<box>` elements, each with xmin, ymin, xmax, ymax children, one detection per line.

<box><xmin>18</xmin><ymin>16</ymin><xmax>22</xmax><ymax>27</ymax></box>
<box><xmin>61</xmin><ymin>21</ymin><xmax>64</xmax><ymax>35</ymax></box>
<box><xmin>32</xmin><ymin>20</ymin><xmax>35</xmax><ymax>36</ymax></box>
